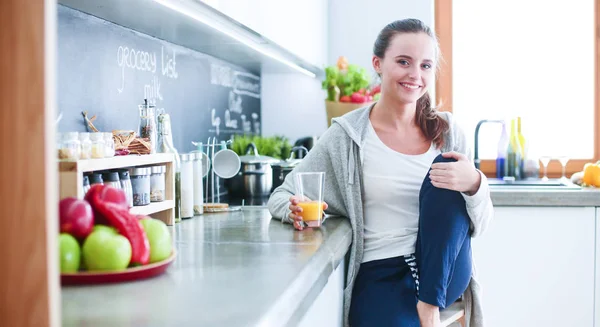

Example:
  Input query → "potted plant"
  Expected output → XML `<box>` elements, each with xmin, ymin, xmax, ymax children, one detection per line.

<box><xmin>322</xmin><ymin>56</ymin><xmax>381</xmax><ymax>126</ymax></box>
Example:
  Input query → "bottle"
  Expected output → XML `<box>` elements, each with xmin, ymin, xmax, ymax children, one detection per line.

<box><xmin>138</xmin><ymin>99</ymin><xmax>157</xmax><ymax>154</ymax></box>
<box><xmin>496</xmin><ymin>121</ymin><xmax>509</xmax><ymax>179</ymax></box>
<box><xmin>516</xmin><ymin>117</ymin><xmax>527</xmax><ymax>178</ymax></box>
<box><xmin>191</xmin><ymin>152</ymin><xmax>204</xmax><ymax>215</ymax></box>
<box><xmin>180</xmin><ymin>153</ymin><xmax>194</xmax><ymax>219</ymax></box>
<box><xmin>507</xmin><ymin>119</ymin><xmax>523</xmax><ymax>180</ymax></box>
<box><xmin>157</xmin><ymin>111</ymin><xmax>181</xmax><ymax>222</ymax></box>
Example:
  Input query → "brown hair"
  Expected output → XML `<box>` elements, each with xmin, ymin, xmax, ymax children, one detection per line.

<box><xmin>373</xmin><ymin>19</ymin><xmax>449</xmax><ymax>148</ymax></box>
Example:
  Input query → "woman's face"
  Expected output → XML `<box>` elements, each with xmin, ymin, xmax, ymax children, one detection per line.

<box><xmin>373</xmin><ymin>32</ymin><xmax>437</xmax><ymax>105</ymax></box>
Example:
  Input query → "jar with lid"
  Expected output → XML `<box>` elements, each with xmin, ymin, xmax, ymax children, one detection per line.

<box><xmin>150</xmin><ymin>165</ymin><xmax>166</xmax><ymax>202</ymax></box>
<box><xmin>191</xmin><ymin>152</ymin><xmax>204</xmax><ymax>215</ymax></box>
<box><xmin>58</xmin><ymin>132</ymin><xmax>81</xmax><ymax>161</ymax></box>
<box><xmin>118</xmin><ymin>169</ymin><xmax>134</xmax><ymax>207</ymax></box>
<box><xmin>88</xmin><ymin>172</ymin><xmax>103</xmax><ymax>185</ymax></box>
<box><xmin>82</xmin><ymin>174</ymin><xmax>91</xmax><ymax>196</ymax></box>
<box><xmin>180</xmin><ymin>154</ymin><xmax>194</xmax><ymax>219</ymax></box>
<box><xmin>102</xmin><ymin>171</ymin><xmax>122</xmax><ymax>190</ymax></box>
<box><xmin>129</xmin><ymin>167</ymin><xmax>151</xmax><ymax>206</ymax></box>
<box><xmin>79</xmin><ymin>132</ymin><xmax>92</xmax><ymax>160</ymax></box>
<box><xmin>103</xmin><ymin>133</ymin><xmax>115</xmax><ymax>158</ymax></box>
<box><xmin>90</xmin><ymin>133</ymin><xmax>105</xmax><ymax>159</ymax></box>
<box><xmin>138</xmin><ymin>99</ymin><xmax>157</xmax><ymax>154</ymax></box>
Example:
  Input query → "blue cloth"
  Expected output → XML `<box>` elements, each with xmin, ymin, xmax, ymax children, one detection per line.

<box><xmin>349</xmin><ymin>154</ymin><xmax>473</xmax><ymax>327</ymax></box>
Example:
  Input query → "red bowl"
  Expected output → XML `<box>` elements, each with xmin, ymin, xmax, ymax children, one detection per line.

<box><xmin>61</xmin><ymin>250</ymin><xmax>177</xmax><ymax>286</ymax></box>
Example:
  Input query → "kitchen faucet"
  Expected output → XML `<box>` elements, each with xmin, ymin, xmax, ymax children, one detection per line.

<box><xmin>474</xmin><ymin>119</ymin><xmax>504</xmax><ymax>169</ymax></box>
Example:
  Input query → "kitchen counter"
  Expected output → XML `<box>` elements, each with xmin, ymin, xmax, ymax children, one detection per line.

<box><xmin>61</xmin><ymin>208</ymin><xmax>352</xmax><ymax>327</ymax></box>
<box><xmin>490</xmin><ymin>185</ymin><xmax>600</xmax><ymax>206</ymax></box>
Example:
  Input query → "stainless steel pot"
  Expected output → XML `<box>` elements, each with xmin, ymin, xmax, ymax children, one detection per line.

<box><xmin>226</xmin><ymin>143</ymin><xmax>279</xmax><ymax>198</ymax></box>
<box><xmin>271</xmin><ymin>146</ymin><xmax>308</xmax><ymax>192</ymax></box>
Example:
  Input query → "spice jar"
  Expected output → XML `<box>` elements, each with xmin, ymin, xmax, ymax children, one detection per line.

<box><xmin>82</xmin><ymin>175</ymin><xmax>91</xmax><ymax>196</ymax></box>
<box><xmin>180</xmin><ymin>154</ymin><xmax>194</xmax><ymax>219</ymax></box>
<box><xmin>129</xmin><ymin>167</ymin><xmax>151</xmax><ymax>206</ymax></box>
<box><xmin>88</xmin><ymin>172</ymin><xmax>103</xmax><ymax>185</ymax></box>
<box><xmin>138</xmin><ymin>99</ymin><xmax>157</xmax><ymax>154</ymax></box>
<box><xmin>118</xmin><ymin>170</ymin><xmax>134</xmax><ymax>207</ymax></box>
<box><xmin>58</xmin><ymin>132</ymin><xmax>81</xmax><ymax>161</ymax></box>
<box><xmin>102</xmin><ymin>171</ymin><xmax>122</xmax><ymax>190</ymax></box>
<box><xmin>90</xmin><ymin>133</ymin><xmax>105</xmax><ymax>159</ymax></box>
<box><xmin>103</xmin><ymin>133</ymin><xmax>115</xmax><ymax>158</ymax></box>
<box><xmin>79</xmin><ymin>132</ymin><xmax>92</xmax><ymax>160</ymax></box>
<box><xmin>150</xmin><ymin>165</ymin><xmax>166</xmax><ymax>202</ymax></box>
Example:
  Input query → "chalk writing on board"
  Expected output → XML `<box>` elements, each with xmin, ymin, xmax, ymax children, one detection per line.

<box><xmin>225</xmin><ymin>110</ymin><xmax>238</xmax><ymax>129</ymax></box>
<box><xmin>117</xmin><ymin>45</ymin><xmax>178</xmax><ymax>101</ymax></box>
<box><xmin>252</xmin><ymin>113</ymin><xmax>261</xmax><ymax>134</ymax></box>
<box><xmin>228</xmin><ymin>91</ymin><xmax>243</xmax><ymax>114</ymax></box>
<box><xmin>241</xmin><ymin>114</ymin><xmax>252</xmax><ymax>134</ymax></box>
<box><xmin>211</xmin><ymin>108</ymin><xmax>221</xmax><ymax>136</ymax></box>
<box><xmin>211</xmin><ymin>63</ymin><xmax>260</xmax><ymax>99</ymax></box>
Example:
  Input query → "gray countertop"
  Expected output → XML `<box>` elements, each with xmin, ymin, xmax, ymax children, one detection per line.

<box><xmin>490</xmin><ymin>186</ymin><xmax>600</xmax><ymax>206</ymax></box>
<box><xmin>61</xmin><ymin>208</ymin><xmax>352</xmax><ymax>327</ymax></box>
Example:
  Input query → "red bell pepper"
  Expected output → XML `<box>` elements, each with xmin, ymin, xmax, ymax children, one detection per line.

<box><xmin>96</xmin><ymin>201</ymin><xmax>150</xmax><ymax>266</ymax></box>
<box><xmin>85</xmin><ymin>184</ymin><xmax>128</xmax><ymax>225</ymax></box>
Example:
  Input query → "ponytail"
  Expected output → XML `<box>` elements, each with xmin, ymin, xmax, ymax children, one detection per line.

<box><xmin>415</xmin><ymin>92</ymin><xmax>449</xmax><ymax>148</ymax></box>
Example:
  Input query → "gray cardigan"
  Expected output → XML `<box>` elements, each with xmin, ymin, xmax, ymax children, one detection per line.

<box><xmin>268</xmin><ymin>104</ymin><xmax>494</xmax><ymax>327</ymax></box>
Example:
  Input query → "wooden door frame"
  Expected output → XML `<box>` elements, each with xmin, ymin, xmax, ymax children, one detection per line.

<box><xmin>434</xmin><ymin>0</ymin><xmax>600</xmax><ymax>178</ymax></box>
<box><xmin>0</xmin><ymin>0</ymin><xmax>60</xmax><ymax>326</ymax></box>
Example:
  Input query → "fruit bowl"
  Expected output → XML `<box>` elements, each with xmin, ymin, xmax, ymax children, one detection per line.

<box><xmin>61</xmin><ymin>250</ymin><xmax>176</xmax><ymax>286</ymax></box>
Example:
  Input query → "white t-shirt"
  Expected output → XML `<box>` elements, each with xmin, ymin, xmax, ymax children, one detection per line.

<box><xmin>362</xmin><ymin>121</ymin><xmax>442</xmax><ymax>263</ymax></box>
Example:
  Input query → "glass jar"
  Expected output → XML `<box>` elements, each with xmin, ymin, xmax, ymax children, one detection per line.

<box><xmin>150</xmin><ymin>165</ymin><xmax>166</xmax><ymax>202</ymax></box>
<box><xmin>102</xmin><ymin>171</ymin><xmax>122</xmax><ymax>190</ymax></box>
<box><xmin>138</xmin><ymin>100</ymin><xmax>157</xmax><ymax>154</ymax></box>
<box><xmin>118</xmin><ymin>170</ymin><xmax>134</xmax><ymax>207</ymax></box>
<box><xmin>180</xmin><ymin>153</ymin><xmax>194</xmax><ymax>219</ymax></box>
<box><xmin>129</xmin><ymin>167</ymin><xmax>151</xmax><ymax>206</ymax></box>
<box><xmin>58</xmin><ymin>132</ymin><xmax>81</xmax><ymax>161</ymax></box>
<box><xmin>90</xmin><ymin>133</ymin><xmax>105</xmax><ymax>159</ymax></box>
<box><xmin>79</xmin><ymin>132</ymin><xmax>92</xmax><ymax>160</ymax></box>
<box><xmin>104</xmin><ymin>133</ymin><xmax>115</xmax><ymax>158</ymax></box>
<box><xmin>82</xmin><ymin>174</ymin><xmax>91</xmax><ymax>196</ymax></box>
<box><xmin>191</xmin><ymin>152</ymin><xmax>204</xmax><ymax>215</ymax></box>
<box><xmin>88</xmin><ymin>172</ymin><xmax>103</xmax><ymax>185</ymax></box>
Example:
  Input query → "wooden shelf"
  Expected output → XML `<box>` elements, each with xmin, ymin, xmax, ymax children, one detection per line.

<box><xmin>59</xmin><ymin>153</ymin><xmax>175</xmax><ymax>173</ymax></box>
<box><xmin>130</xmin><ymin>200</ymin><xmax>175</xmax><ymax>216</ymax></box>
<box><xmin>59</xmin><ymin>153</ymin><xmax>176</xmax><ymax>225</ymax></box>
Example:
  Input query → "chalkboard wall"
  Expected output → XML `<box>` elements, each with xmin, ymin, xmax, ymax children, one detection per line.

<box><xmin>57</xmin><ymin>5</ymin><xmax>262</xmax><ymax>153</ymax></box>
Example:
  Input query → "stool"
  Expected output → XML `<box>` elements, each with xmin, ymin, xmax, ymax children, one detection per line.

<box><xmin>440</xmin><ymin>301</ymin><xmax>466</xmax><ymax>327</ymax></box>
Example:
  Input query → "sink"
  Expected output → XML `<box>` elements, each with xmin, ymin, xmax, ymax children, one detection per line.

<box><xmin>487</xmin><ymin>178</ymin><xmax>581</xmax><ymax>189</ymax></box>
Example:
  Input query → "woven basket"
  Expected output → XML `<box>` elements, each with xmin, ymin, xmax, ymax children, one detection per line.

<box><xmin>325</xmin><ymin>101</ymin><xmax>374</xmax><ymax>127</ymax></box>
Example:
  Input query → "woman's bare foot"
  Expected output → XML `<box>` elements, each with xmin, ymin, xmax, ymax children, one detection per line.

<box><xmin>416</xmin><ymin>300</ymin><xmax>441</xmax><ymax>327</ymax></box>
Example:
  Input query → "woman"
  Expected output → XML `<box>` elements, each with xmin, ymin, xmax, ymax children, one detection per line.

<box><xmin>268</xmin><ymin>19</ymin><xmax>493</xmax><ymax>327</ymax></box>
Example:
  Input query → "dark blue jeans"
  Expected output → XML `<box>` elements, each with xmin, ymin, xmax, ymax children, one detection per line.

<box><xmin>349</xmin><ymin>154</ymin><xmax>473</xmax><ymax>327</ymax></box>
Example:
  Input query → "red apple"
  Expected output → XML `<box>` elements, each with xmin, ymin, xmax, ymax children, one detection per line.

<box><xmin>85</xmin><ymin>184</ymin><xmax>128</xmax><ymax>225</ymax></box>
<box><xmin>59</xmin><ymin>197</ymin><xmax>94</xmax><ymax>240</ymax></box>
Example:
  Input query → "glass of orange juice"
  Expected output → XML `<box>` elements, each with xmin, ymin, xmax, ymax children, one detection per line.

<box><xmin>294</xmin><ymin>172</ymin><xmax>326</xmax><ymax>228</ymax></box>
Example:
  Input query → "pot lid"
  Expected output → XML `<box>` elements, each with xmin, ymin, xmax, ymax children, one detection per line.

<box><xmin>239</xmin><ymin>142</ymin><xmax>280</xmax><ymax>164</ymax></box>
<box><xmin>272</xmin><ymin>158</ymin><xmax>302</xmax><ymax>168</ymax></box>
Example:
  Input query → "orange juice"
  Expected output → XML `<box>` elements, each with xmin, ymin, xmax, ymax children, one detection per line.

<box><xmin>298</xmin><ymin>201</ymin><xmax>323</xmax><ymax>221</ymax></box>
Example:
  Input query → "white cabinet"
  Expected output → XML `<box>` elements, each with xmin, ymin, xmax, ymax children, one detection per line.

<box><xmin>472</xmin><ymin>206</ymin><xmax>595</xmax><ymax>327</ymax></box>
<box><xmin>202</xmin><ymin>0</ymin><xmax>328</xmax><ymax>67</ymax></box>
<box><xmin>596</xmin><ymin>208</ymin><xmax>600</xmax><ymax>327</ymax></box>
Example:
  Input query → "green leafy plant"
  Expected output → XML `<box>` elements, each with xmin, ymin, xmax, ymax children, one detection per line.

<box><xmin>230</xmin><ymin>134</ymin><xmax>292</xmax><ymax>160</ymax></box>
<box><xmin>322</xmin><ymin>56</ymin><xmax>374</xmax><ymax>103</ymax></box>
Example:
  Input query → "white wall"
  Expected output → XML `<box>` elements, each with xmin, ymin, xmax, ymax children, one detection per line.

<box><xmin>328</xmin><ymin>0</ymin><xmax>435</xmax><ymax>77</ymax></box>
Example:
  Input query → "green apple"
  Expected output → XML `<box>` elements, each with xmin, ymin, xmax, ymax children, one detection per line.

<box><xmin>140</xmin><ymin>218</ymin><xmax>172</xmax><ymax>263</ymax></box>
<box><xmin>82</xmin><ymin>229</ymin><xmax>132</xmax><ymax>271</ymax></box>
<box><xmin>93</xmin><ymin>224</ymin><xmax>117</xmax><ymax>234</ymax></box>
<box><xmin>59</xmin><ymin>233</ymin><xmax>81</xmax><ymax>273</ymax></box>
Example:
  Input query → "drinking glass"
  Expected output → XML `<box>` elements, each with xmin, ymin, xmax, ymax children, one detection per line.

<box><xmin>294</xmin><ymin>172</ymin><xmax>326</xmax><ymax>228</ymax></box>
<box><xmin>539</xmin><ymin>156</ymin><xmax>551</xmax><ymax>181</ymax></box>
<box><xmin>557</xmin><ymin>156</ymin><xmax>570</xmax><ymax>181</ymax></box>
